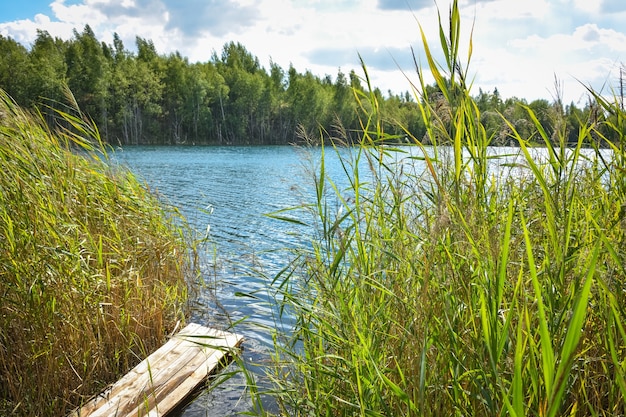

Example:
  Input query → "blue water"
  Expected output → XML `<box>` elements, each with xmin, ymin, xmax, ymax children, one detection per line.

<box><xmin>110</xmin><ymin>144</ymin><xmax>613</xmax><ymax>415</ymax></box>
<box><xmin>111</xmin><ymin>145</ymin><xmax>372</xmax><ymax>415</ymax></box>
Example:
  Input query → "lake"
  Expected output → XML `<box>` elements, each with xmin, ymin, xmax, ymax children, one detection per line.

<box><xmin>111</xmin><ymin>145</ymin><xmax>369</xmax><ymax>415</ymax></box>
<box><xmin>111</xmin><ymin>144</ymin><xmax>612</xmax><ymax>415</ymax></box>
<box><xmin>110</xmin><ymin>144</ymin><xmax>570</xmax><ymax>415</ymax></box>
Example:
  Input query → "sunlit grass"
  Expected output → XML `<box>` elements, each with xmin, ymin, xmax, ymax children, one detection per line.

<box><xmin>255</xmin><ymin>1</ymin><xmax>626</xmax><ymax>415</ymax></box>
<box><xmin>0</xmin><ymin>89</ymin><xmax>196</xmax><ymax>416</ymax></box>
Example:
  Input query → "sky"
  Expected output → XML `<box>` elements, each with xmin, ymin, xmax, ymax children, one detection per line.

<box><xmin>1</xmin><ymin>0</ymin><xmax>626</xmax><ymax>106</ymax></box>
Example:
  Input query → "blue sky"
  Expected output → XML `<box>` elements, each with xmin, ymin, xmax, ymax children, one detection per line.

<box><xmin>1</xmin><ymin>0</ymin><xmax>625</xmax><ymax>105</ymax></box>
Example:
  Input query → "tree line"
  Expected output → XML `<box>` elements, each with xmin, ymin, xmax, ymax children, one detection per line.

<box><xmin>0</xmin><ymin>25</ymin><xmax>620</xmax><ymax>146</ymax></box>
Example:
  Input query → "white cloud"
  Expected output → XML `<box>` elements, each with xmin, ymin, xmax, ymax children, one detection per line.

<box><xmin>0</xmin><ymin>0</ymin><xmax>625</xmax><ymax>103</ymax></box>
<box><xmin>466</xmin><ymin>20</ymin><xmax>626</xmax><ymax>104</ymax></box>
<box><xmin>573</xmin><ymin>0</ymin><xmax>600</xmax><ymax>14</ymax></box>
<box><xmin>0</xmin><ymin>13</ymin><xmax>75</xmax><ymax>45</ymax></box>
<box><xmin>50</xmin><ymin>0</ymin><xmax>105</xmax><ymax>25</ymax></box>
<box><xmin>512</xmin><ymin>24</ymin><xmax>626</xmax><ymax>55</ymax></box>
<box><xmin>473</xmin><ymin>0</ymin><xmax>550</xmax><ymax>20</ymax></box>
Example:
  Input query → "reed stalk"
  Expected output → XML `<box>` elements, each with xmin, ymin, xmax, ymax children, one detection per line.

<box><xmin>258</xmin><ymin>1</ymin><xmax>626</xmax><ymax>415</ymax></box>
<box><xmin>0</xmin><ymin>89</ymin><xmax>196</xmax><ymax>416</ymax></box>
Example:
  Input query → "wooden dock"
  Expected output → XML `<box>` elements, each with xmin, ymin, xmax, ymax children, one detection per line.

<box><xmin>69</xmin><ymin>322</ymin><xmax>243</xmax><ymax>417</ymax></box>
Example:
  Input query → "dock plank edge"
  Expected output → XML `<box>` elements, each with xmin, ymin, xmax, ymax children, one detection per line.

<box><xmin>68</xmin><ymin>322</ymin><xmax>243</xmax><ymax>417</ymax></box>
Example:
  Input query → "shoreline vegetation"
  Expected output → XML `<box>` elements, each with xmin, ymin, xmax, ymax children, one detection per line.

<box><xmin>1</xmin><ymin>0</ymin><xmax>625</xmax><ymax>415</ymax></box>
<box><xmin>0</xmin><ymin>89</ymin><xmax>197</xmax><ymax>416</ymax></box>
<box><xmin>0</xmin><ymin>21</ymin><xmax>623</xmax><ymax>147</ymax></box>
<box><xmin>250</xmin><ymin>2</ymin><xmax>626</xmax><ymax>416</ymax></box>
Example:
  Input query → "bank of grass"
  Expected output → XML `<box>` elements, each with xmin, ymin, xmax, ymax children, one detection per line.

<box><xmin>0</xmin><ymin>90</ymin><xmax>195</xmax><ymax>416</ymax></box>
<box><xmin>259</xmin><ymin>2</ymin><xmax>626</xmax><ymax>416</ymax></box>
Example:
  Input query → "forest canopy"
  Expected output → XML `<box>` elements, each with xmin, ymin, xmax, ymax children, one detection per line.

<box><xmin>0</xmin><ymin>25</ymin><xmax>618</xmax><ymax>146</ymax></box>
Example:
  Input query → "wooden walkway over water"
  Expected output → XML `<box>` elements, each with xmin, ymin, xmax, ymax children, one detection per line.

<box><xmin>69</xmin><ymin>323</ymin><xmax>243</xmax><ymax>417</ymax></box>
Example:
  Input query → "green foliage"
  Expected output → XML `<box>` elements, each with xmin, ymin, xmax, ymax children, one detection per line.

<box><xmin>1</xmin><ymin>25</ymin><xmax>609</xmax><ymax>146</ymax></box>
<box><xmin>25</xmin><ymin>31</ymin><xmax>68</xmax><ymax>108</ymax></box>
<box><xmin>255</xmin><ymin>1</ymin><xmax>626</xmax><ymax>415</ymax></box>
<box><xmin>0</xmin><ymin>30</ymin><xmax>372</xmax><ymax>145</ymax></box>
<box><xmin>0</xmin><ymin>89</ymin><xmax>196</xmax><ymax>416</ymax></box>
<box><xmin>0</xmin><ymin>35</ymin><xmax>30</xmax><ymax>103</ymax></box>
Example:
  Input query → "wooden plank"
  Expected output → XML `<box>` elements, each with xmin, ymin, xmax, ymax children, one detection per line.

<box><xmin>86</xmin><ymin>325</ymin><xmax>211</xmax><ymax>417</ymax></box>
<box><xmin>126</xmin><ymin>331</ymin><xmax>242</xmax><ymax>416</ymax></box>
<box><xmin>120</xmin><ymin>328</ymin><xmax>243</xmax><ymax>417</ymax></box>
<box><xmin>71</xmin><ymin>323</ymin><xmax>209</xmax><ymax>417</ymax></box>
<box><xmin>70</xmin><ymin>323</ymin><xmax>243</xmax><ymax>417</ymax></box>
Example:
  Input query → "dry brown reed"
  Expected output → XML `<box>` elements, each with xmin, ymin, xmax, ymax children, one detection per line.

<box><xmin>0</xmin><ymin>89</ymin><xmax>195</xmax><ymax>416</ymax></box>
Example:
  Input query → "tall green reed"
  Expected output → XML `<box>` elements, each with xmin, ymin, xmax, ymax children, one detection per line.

<box><xmin>0</xmin><ymin>89</ymin><xmax>196</xmax><ymax>416</ymax></box>
<box><xmin>256</xmin><ymin>1</ymin><xmax>626</xmax><ymax>415</ymax></box>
